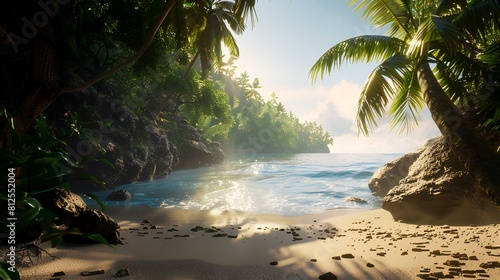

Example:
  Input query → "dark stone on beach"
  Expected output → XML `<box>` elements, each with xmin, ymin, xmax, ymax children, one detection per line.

<box><xmin>318</xmin><ymin>272</ymin><xmax>337</xmax><ymax>280</ymax></box>
<box><xmin>114</xmin><ymin>268</ymin><xmax>130</xmax><ymax>278</ymax></box>
<box><xmin>270</xmin><ymin>261</ymin><xmax>278</xmax><ymax>266</ymax></box>
<box><xmin>64</xmin><ymin>210</ymin><xmax>121</xmax><ymax>245</ymax></box>
<box><xmin>212</xmin><ymin>233</ymin><xmax>228</xmax><ymax>237</ymax></box>
<box><xmin>105</xmin><ymin>190</ymin><xmax>132</xmax><ymax>201</ymax></box>
<box><xmin>80</xmin><ymin>270</ymin><xmax>105</xmax><ymax>276</ymax></box>
<box><xmin>379</xmin><ymin>136</ymin><xmax>500</xmax><ymax>225</ymax></box>
<box><xmin>332</xmin><ymin>256</ymin><xmax>341</xmax><ymax>260</ymax></box>
<box><xmin>52</xmin><ymin>271</ymin><xmax>65</xmax><ymax>277</ymax></box>
<box><xmin>367</xmin><ymin>263</ymin><xmax>375</xmax><ymax>268</ymax></box>
<box><xmin>341</xmin><ymin>253</ymin><xmax>355</xmax><ymax>259</ymax></box>
<box><xmin>228</xmin><ymin>235</ymin><xmax>238</xmax><ymax>238</ymax></box>
<box><xmin>480</xmin><ymin>261</ymin><xmax>500</xmax><ymax>268</ymax></box>
<box><xmin>34</xmin><ymin>188</ymin><xmax>88</xmax><ymax>226</ymax></box>
<box><xmin>345</xmin><ymin>196</ymin><xmax>368</xmax><ymax>204</ymax></box>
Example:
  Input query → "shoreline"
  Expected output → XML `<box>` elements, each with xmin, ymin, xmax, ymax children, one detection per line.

<box><xmin>18</xmin><ymin>206</ymin><xmax>500</xmax><ymax>279</ymax></box>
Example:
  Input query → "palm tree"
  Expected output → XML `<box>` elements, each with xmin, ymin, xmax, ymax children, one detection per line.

<box><xmin>310</xmin><ymin>0</ymin><xmax>500</xmax><ymax>204</ymax></box>
<box><xmin>245</xmin><ymin>77</ymin><xmax>262</xmax><ymax>100</ymax></box>
<box><xmin>183</xmin><ymin>0</ymin><xmax>246</xmax><ymax>78</ymax></box>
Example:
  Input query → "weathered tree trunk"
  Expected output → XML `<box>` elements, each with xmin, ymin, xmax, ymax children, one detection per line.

<box><xmin>0</xmin><ymin>21</ymin><xmax>62</xmax><ymax>148</ymax></box>
<box><xmin>417</xmin><ymin>62</ymin><xmax>500</xmax><ymax>205</ymax></box>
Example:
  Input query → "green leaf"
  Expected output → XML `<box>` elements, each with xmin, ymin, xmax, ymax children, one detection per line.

<box><xmin>82</xmin><ymin>193</ymin><xmax>107</xmax><ymax>212</ymax></box>
<box><xmin>310</xmin><ymin>35</ymin><xmax>406</xmax><ymax>82</ymax></box>
<box><xmin>76</xmin><ymin>174</ymin><xmax>106</xmax><ymax>187</ymax></box>
<box><xmin>51</xmin><ymin>236</ymin><xmax>63</xmax><ymax>247</ymax></box>
<box><xmin>83</xmin><ymin>233</ymin><xmax>113</xmax><ymax>248</ymax></box>
<box><xmin>356</xmin><ymin>54</ymin><xmax>410</xmax><ymax>135</ymax></box>
<box><xmin>0</xmin><ymin>262</ymin><xmax>20</xmax><ymax>280</ymax></box>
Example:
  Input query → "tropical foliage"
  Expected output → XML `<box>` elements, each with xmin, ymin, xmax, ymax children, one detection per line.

<box><xmin>0</xmin><ymin>112</ymin><xmax>109</xmax><ymax>279</ymax></box>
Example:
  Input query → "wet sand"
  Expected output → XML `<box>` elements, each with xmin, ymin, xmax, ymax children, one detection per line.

<box><xmin>18</xmin><ymin>206</ymin><xmax>500</xmax><ymax>279</ymax></box>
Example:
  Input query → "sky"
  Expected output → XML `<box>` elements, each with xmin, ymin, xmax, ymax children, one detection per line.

<box><xmin>230</xmin><ymin>0</ymin><xmax>441</xmax><ymax>153</ymax></box>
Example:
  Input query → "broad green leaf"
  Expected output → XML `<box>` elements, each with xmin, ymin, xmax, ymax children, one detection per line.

<box><xmin>82</xmin><ymin>192</ymin><xmax>107</xmax><ymax>212</ymax></box>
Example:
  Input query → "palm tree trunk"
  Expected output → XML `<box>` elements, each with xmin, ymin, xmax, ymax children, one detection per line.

<box><xmin>417</xmin><ymin>62</ymin><xmax>500</xmax><ymax>205</ymax></box>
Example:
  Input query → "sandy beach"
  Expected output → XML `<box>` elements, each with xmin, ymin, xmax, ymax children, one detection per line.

<box><xmin>18</xmin><ymin>206</ymin><xmax>500</xmax><ymax>280</ymax></box>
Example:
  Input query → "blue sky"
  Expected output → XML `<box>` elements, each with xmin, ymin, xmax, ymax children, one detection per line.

<box><xmin>231</xmin><ymin>0</ymin><xmax>441</xmax><ymax>153</ymax></box>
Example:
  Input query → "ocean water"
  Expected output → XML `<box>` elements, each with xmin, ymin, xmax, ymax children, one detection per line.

<box><xmin>89</xmin><ymin>153</ymin><xmax>402</xmax><ymax>216</ymax></box>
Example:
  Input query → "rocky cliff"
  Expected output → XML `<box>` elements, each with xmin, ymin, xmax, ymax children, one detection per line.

<box><xmin>45</xmin><ymin>85</ymin><xmax>225</xmax><ymax>192</ymax></box>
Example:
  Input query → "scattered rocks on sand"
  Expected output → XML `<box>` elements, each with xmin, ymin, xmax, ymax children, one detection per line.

<box><xmin>318</xmin><ymin>272</ymin><xmax>337</xmax><ymax>280</ymax></box>
<box><xmin>52</xmin><ymin>271</ymin><xmax>65</xmax><ymax>277</ymax></box>
<box><xmin>269</xmin><ymin>261</ymin><xmax>278</xmax><ymax>266</ymax></box>
<box><xmin>341</xmin><ymin>253</ymin><xmax>355</xmax><ymax>259</ymax></box>
<box><xmin>345</xmin><ymin>196</ymin><xmax>368</xmax><ymax>204</ymax></box>
<box><xmin>114</xmin><ymin>268</ymin><xmax>130</xmax><ymax>278</ymax></box>
<box><xmin>80</xmin><ymin>270</ymin><xmax>105</xmax><ymax>276</ymax></box>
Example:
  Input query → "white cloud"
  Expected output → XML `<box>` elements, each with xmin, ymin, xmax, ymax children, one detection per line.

<box><xmin>266</xmin><ymin>80</ymin><xmax>441</xmax><ymax>153</ymax></box>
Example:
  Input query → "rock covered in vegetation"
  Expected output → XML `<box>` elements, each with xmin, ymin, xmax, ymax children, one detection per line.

<box><xmin>173</xmin><ymin>120</ymin><xmax>225</xmax><ymax>169</ymax></box>
<box><xmin>106</xmin><ymin>190</ymin><xmax>132</xmax><ymax>201</ymax></box>
<box><xmin>64</xmin><ymin>209</ymin><xmax>121</xmax><ymax>245</ymax></box>
<box><xmin>33</xmin><ymin>188</ymin><xmax>88</xmax><ymax>226</ymax></box>
<box><xmin>376</xmin><ymin>136</ymin><xmax>500</xmax><ymax>225</ymax></box>
<box><xmin>45</xmin><ymin>87</ymin><xmax>224</xmax><ymax>190</ymax></box>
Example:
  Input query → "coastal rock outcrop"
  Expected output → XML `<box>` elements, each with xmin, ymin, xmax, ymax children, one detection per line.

<box><xmin>368</xmin><ymin>139</ymin><xmax>438</xmax><ymax>197</ymax></box>
<box><xmin>64</xmin><ymin>209</ymin><xmax>122</xmax><ymax>245</ymax></box>
<box><xmin>34</xmin><ymin>188</ymin><xmax>88</xmax><ymax>226</ymax></box>
<box><xmin>45</xmin><ymin>87</ymin><xmax>225</xmax><ymax>191</ymax></box>
<box><xmin>373</xmin><ymin>136</ymin><xmax>500</xmax><ymax>225</ymax></box>
<box><xmin>174</xmin><ymin>121</ymin><xmax>225</xmax><ymax>169</ymax></box>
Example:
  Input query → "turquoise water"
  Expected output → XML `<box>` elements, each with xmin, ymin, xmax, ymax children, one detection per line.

<box><xmin>89</xmin><ymin>153</ymin><xmax>401</xmax><ymax>216</ymax></box>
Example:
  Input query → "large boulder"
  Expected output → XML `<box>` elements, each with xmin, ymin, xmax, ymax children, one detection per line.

<box><xmin>380</xmin><ymin>137</ymin><xmax>500</xmax><ymax>225</ymax></box>
<box><xmin>368</xmin><ymin>139</ymin><xmax>437</xmax><ymax>196</ymax></box>
<box><xmin>34</xmin><ymin>188</ymin><xmax>88</xmax><ymax>226</ymax></box>
<box><xmin>64</xmin><ymin>210</ymin><xmax>122</xmax><ymax>245</ymax></box>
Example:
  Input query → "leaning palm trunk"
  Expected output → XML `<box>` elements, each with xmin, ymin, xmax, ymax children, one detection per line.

<box><xmin>418</xmin><ymin>62</ymin><xmax>500</xmax><ymax>205</ymax></box>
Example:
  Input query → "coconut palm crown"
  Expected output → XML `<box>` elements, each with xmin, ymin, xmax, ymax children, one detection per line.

<box><xmin>310</xmin><ymin>0</ymin><xmax>499</xmax><ymax>135</ymax></box>
<box><xmin>310</xmin><ymin>0</ymin><xmax>500</xmax><ymax>204</ymax></box>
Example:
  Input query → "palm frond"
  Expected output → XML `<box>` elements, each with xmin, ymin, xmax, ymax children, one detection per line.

<box><xmin>310</xmin><ymin>35</ymin><xmax>406</xmax><ymax>82</ymax></box>
<box><xmin>431</xmin><ymin>15</ymin><xmax>464</xmax><ymax>55</ymax></box>
<box><xmin>233</xmin><ymin>0</ymin><xmax>258</xmax><ymax>28</ymax></box>
<box><xmin>356</xmin><ymin>54</ymin><xmax>410</xmax><ymax>135</ymax></box>
<box><xmin>388</xmin><ymin>65</ymin><xmax>424</xmax><ymax>134</ymax></box>
<box><xmin>455</xmin><ymin>0</ymin><xmax>500</xmax><ymax>42</ymax></box>
<box><xmin>348</xmin><ymin>0</ymin><xmax>414</xmax><ymax>38</ymax></box>
<box><xmin>432</xmin><ymin>55</ymin><xmax>468</xmax><ymax>103</ymax></box>
<box><xmin>406</xmin><ymin>16</ymin><xmax>437</xmax><ymax>59</ymax></box>
<box><xmin>434</xmin><ymin>0</ymin><xmax>467</xmax><ymax>16</ymax></box>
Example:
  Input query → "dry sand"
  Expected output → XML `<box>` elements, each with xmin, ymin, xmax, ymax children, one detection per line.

<box><xmin>18</xmin><ymin>206</ymin><xmax>500</xmax><ymax>280</ymax></box>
